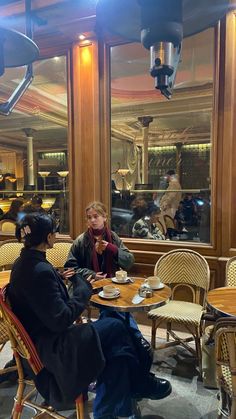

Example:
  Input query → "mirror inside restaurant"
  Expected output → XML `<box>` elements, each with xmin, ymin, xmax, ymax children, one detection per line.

<box><xmin>110</xmin><ymin>29</ymin><xmax>214</xmax><ymax>244</ymax></box>
<box><xmin>0</xmin><ymin>55</ymin><xmax>69</xmax><ymax>234</ymax></box>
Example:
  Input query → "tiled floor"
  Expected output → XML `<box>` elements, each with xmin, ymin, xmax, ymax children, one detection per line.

<box><xmin>0</xmin><ymin>325</ymin><xmax>219</xmax><ymax>419</ymax></box>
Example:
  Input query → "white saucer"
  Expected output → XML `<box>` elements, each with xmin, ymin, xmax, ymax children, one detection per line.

<box><xmin>151</xmin><ymin>282</ymin><xmax>165</xmax><ymax>290</ymax></box>
<box><xmin>112</xmin><ymin>277</ymin><xmax>130</xmax><ymax>284</ymax></box>
<box><xmin>98</xmin><ymin>290</ymin><xmax>120</xmax><ymax>299</ymax></box>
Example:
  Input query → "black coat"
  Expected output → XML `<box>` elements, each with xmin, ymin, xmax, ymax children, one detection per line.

<box><xmin>65</xmin><ymin>230</ymin><xmax>135</xmax><ymax>280</ymax></box>
<box><xmin>7</xmin><ymin>248</ymin><xmax>105</xmax><ymax>406</ymax></box>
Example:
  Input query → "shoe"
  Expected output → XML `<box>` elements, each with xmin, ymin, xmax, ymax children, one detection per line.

<box><xmin>133</xmin><ymin>374</ymin><xmax>172</xmax><ymax>400</ymax></box>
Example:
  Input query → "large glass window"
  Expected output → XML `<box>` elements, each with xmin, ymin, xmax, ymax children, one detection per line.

<box><xmin>0</xmin><ymin>56</ymin><xmax>69</xmax><ymax>234</ymax></box>
<box><xmin>111</xmin><ymin>29</ymin><xmax>214</xmax><ymax>243</ymax></box>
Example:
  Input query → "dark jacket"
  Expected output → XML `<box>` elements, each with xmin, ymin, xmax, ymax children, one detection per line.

<box><xmin>7</xmin><ymin>248</ymin><xmax>105</xmax><ymax>406</ymax></box>
<box><xmin>65</xmin><ymin>230</ymin><xmax>135</xmax><ymax>279</ymax></box>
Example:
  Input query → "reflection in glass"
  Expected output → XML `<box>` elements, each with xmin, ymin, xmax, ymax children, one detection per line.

<box><xmin>0</xmin><ymin>56</ymin><xmax>69</xmax><ymax>234</ymax></box>
<box><xmin>110</xmin><ymin>29</ymin><xmax>214</xmax><ymax>243</ymax></box>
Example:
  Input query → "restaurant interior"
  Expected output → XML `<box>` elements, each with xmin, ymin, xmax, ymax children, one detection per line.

<box><xmin>0</xmin><ymin>0</ymin><xmax>236</xmax><ymax>418</ymax></box>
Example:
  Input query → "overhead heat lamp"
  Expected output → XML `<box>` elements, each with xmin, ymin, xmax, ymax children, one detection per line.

<box><xmin>96</xmin><ymin>0</ymin><xmax>230</xmax><ymax>99</ymax></box>
<box><xmin>0</xmin><ymin>0</ymin><xmax>39</xmax><ymax>115</ymax></box>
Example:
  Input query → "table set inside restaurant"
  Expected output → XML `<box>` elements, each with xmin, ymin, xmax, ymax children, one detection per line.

<box><xmin>207</xmin><ymin>286</ymin><xmax>236</xmax><ymax>317</ymax></box>
<box><xmin>0</xmin><ymin>270</ymin><xmax>171</xmax><ymax>315</ymax></box>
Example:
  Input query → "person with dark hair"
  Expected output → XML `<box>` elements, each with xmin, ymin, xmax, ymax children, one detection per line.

<box><xmin>6</xmin><ymin>212</ymin><xmax>172</xmax><ymax>418</ymax></box>
<box><xmin>23</xmin><ymin>195</ymin><xmax>46</xmax><ymax>214</ymax></box>
<box><xmin>160</xmin><ymin>170</ymin><xmax>182</xmax><ymax>219</ymax></box>
<box><xmin>132</xmin><ymin>205</ymin><xmax>166</xmax><ymax>240</ymax></box>
<box><xmin>2</xmin><ymin>198</ymin><xmax>24</xmax><ymax>221</ymax></box>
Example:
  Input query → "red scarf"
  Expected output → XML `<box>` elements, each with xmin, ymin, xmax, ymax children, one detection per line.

<box><xmin>88</xmin><ymin>226</ymin><xmax>113</xmax><ymax>277</ymax></box>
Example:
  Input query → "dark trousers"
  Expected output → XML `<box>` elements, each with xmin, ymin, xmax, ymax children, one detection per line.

<box><xmin>93</xmin><ymin>317</ymin><xmax>144</xmax><ymax>419</ymax></box>
<box><xmin>99</xmin><ymin>310</ymin><xmax>142</xmax><ymax>339</ymax></box>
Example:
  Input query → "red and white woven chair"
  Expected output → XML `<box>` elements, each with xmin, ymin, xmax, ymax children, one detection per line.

<box><xmin>0</xmin><ymin>286</ymin><xmax>84</xmax><ymax>419</ymax></box>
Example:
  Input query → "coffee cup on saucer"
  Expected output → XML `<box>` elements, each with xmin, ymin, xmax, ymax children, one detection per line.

<box><xmin>115</xmin><ymin>270</ymin><xmax>127</xmax><ymax>282</ymax></box>
<box><xmin>145</xmin><ymin>276</ymin><xmax>161</xmax><ymax>289</ymax></box>
<box><xmin>103</xmin><ymin>285</ymin><xmax>118</xmax><ymax>297</ymax></box>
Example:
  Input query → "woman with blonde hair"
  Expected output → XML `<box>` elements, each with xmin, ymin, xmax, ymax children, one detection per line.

<box><xmin>65</xmin><ymin>201</ymin><xmax>134</xmax><ymax>279</ymax></box>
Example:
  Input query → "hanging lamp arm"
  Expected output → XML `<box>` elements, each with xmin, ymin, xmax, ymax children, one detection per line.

<box><xmin>0</xmin><ymin>0</ymin><xmax>36</xmax><ymax>116</ymax></box>
<box><xmin>0</xmin><ymin>64</ymin><xmax>33</xmax><ymax>116</ymax></box>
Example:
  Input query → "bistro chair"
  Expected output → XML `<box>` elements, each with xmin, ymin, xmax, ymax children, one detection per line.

<box><xmin>0</xmin><ymin>239</ymin><xmax>23</xmax><ymax>270</ymax></box>
<box><xmin>0</xmin><ymin>286</ymin><xmax>84</xmax><ymax>419</ymax></box>
<box><xmin>201</xmin><ymin>257</ymin><xmax>236</xmax><ymax>389</ymax></box>
<box><xmin>148</xmin><ymin>249</ymin><xmax>210</xmax><ymax>370</ymax></box>
<box><xmin>226</xmin><ymin>257</ymin><xmax>236</xmax><ymax>286</ymax></box>
<box><xmin>0</xmin><ymin>310</ymin><xmax>17</xmax><ymax>380</ymax></box>
<box><xmin>0</xmin><ymin>219</ymin><xmax>16</xmax><ymax>233</ymax></box>
<box><xmin>215</xmin><ymin>317</ymin><xmax>236</xmax><ymax>419</ymax></box>
<box><xmin>46</xmin><ymin>238</ymin><xmax>73</xmax><ymax>269</ymax></box>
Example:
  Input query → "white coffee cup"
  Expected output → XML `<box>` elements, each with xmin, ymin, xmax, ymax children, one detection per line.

<box><xmin>145</xmin><ymin>276</ymin><xmax>161</xmax><ymax>289</ymax></box>
<box><xmin>103</xmin><ymin>285</ymin><xmax>118</xmax><ymax>297</ymax></box>
<box><xmin>115</xmin><ymin>270</ymin><xmax>127</xmax><ymax>282</ymax></box>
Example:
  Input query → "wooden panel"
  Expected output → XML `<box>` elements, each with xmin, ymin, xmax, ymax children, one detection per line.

<box><xmin>69</xmin><ymin>41</ymin><xmax>101</xmax><ymax>236</ymax></box>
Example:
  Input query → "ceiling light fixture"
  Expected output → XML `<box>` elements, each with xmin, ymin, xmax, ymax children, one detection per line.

<box><xmin>78</xmin><ymin>34</ymin><xmax>86</xmax><ymax>40</ymax></box>
<box><xmin>96</xmin><ymin>0</ymin><xmax>230</xmax><ymax>99</ymax></box>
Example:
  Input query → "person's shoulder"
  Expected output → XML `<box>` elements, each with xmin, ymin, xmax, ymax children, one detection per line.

<box><xmin>73</xmin><ymin>232</ymin><xmax>87</xmax><ymax>245</ymax></box>
<box><xmin>111</xmin><ymin>230</ymin><xmax>119</xmax><ymax>240</ymax></box>
<box><xmin>34</xmin><ymin>260</ymin><xmax>57</xmax><ymax>282</ymax></box>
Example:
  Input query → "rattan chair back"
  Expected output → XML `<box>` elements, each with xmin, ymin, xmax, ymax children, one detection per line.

<box><xmin>226</xmin><ymin>257</ymin><xmax>236</xmax><ymax>287</ymax></box>
<box><xmin>0</xmin><ymin>239</ymin><xmax>23</xmax><ymax>270</ymax></box>
<box><xmin>0</xmin><ymin>286</ymin><xmax>42</xmax><ymax>375</ymax></box>
<box><xmin>154</xmin><ymin>249</ymin><xmax>210</xmax><ymax>305</ymax></box>
<box><xmin>0</xmin><ymin>303</ymin><xmax>16</xmax><ymax>380</ymax></box>
<box><xmin>0</xmin><ymin>314</ymin><xmax>10</xmax><ymax>345</ymax></box>
<box><xmin>0</xmin><ymin>219</ymin><xmax>16</xmax><ymax>233</ymax></box>
<box><xmin>215</xmin><ymin>317</ymin><xmax>236</xmax><ymax>418</ymax></box>
<box><xmin>46</xmin><ymin>239</ymin><xmax>73</xmax><ymax>269</ymax></box>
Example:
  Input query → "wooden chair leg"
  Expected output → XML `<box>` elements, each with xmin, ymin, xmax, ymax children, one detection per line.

<box><xmin>76</xmin><ymin>394</ymin><xmax>84</xmax><ymax>419</ymax></box>
<box><xmin>12</xmin><ymin>379</ymin><xmax>25</xmax><ymax>419</ymax></box>
<box><xmin>12</xmin><ymin>352</ymin><xmax>25</xmax><ymax>419</ymax></box>
<box><xmin>151</xmin><ymin>319</ymin><xmax>157</xmax><ymax>349</ymax></box>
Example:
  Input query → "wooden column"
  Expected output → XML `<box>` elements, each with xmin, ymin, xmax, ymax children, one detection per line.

<box><xmin>138</xmin><ymin>116</ymin><xmax>153</xmax><ymax>184</ymax></box>
<box><xmin>69</xmin><ymin>41</ymin><xmax>103</xmax><ymax>237</ymax></box>
<box><xmin>221</xmin><ymin>7</ymin><xmax>236</xmax><ymax>256</ymax></box>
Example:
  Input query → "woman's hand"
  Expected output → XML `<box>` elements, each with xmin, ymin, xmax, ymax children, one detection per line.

<box><xmin>86</xmin><ymin>274</ymin><xmax>96</xmax><ymax>284</ymax></box>
<box><xmin>95</xmin><ymin>240</ymin><xmax>108</xmax><ymax>255</ymax></box>
<box><xmin>60</xmin><ymin>268</ymin><xmax>76</xmax><ymax>281</ymax></box>
<box><xmin>95</xmin><ymin>272</ymin><xmax>107</xmax><ymax>280</ymax></box>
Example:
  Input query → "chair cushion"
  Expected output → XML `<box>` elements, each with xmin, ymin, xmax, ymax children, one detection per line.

<box><xmin>148</xmin><ymin>300</ymin><xmax>204</xmax><ymax>326</ymax></box>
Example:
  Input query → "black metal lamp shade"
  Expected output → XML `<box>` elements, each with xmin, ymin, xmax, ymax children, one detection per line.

<box><xmin>96</xmin><ymin>0</ymin><xmax>229</xmax><ymax>42</ymax></box>
<box><xmin>96</xmin><ymin>0</ymin><xmax>229</xmax><ymax>98</ymax></box>
<box><xmin>0</xmin><ymin>27</ymin><xmax>39</xmax><ymax>75</ymax></box>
